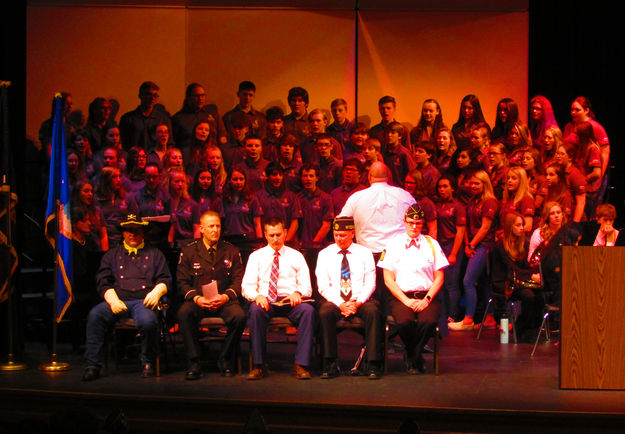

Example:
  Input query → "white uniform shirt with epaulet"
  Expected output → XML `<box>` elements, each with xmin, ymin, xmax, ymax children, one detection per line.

<box><xmin>377</xmin><ymin>233</ymin><xmax>448</xmax><ymax>293</ymax></box>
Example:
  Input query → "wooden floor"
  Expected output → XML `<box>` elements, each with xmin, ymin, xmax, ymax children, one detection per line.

<box><xmin>1</xmin><ymin>327</ymin><xmax>625</xmax><ymax>433</ymax></box>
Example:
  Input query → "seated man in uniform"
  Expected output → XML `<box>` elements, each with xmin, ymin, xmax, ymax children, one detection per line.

<box><xmin>316</xmin><ymin>216</ymin><xmax>383</xmax><ymax>379</ymax></box>
<box><xmin>176</xmin><ymin>211</ymin><xmax>246</xmax><ymax>379</ymax></box>
<box><xmin>82</xmin><ymin>214</ymin><xmax>171</xmax><ymax>381</ymax></box>
<box><xmin>378</xmin><ymin>205</ymin><xmax>448</xmax><ymax>374</ymax></box>
<box><xmin>242</xmin><ymin>217</ymin><xmax>315</xmax><ymax>380</ymax></box>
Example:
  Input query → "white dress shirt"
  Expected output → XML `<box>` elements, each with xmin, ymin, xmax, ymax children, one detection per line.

<box><xmin>377</xmin><ymin>233</ymin><xmax>448</xmax><ymax>293</ymax></box>
<box><xmin>315</xmin><ymin>242</ymin><xmax>376</xmax><ymax>307</ymax></box>
<box><xmin>242</xmin><ymin>244</ymin><xmax>312</xmax><ymax>301</ymax></box>
<box><xmin>339</xmin><ymin>181</ymin><xmax>416</xmax><ymax>253</ymax></box>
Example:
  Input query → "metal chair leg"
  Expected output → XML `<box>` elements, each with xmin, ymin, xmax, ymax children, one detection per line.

<box><xmin>508</xmin><ymin>301</ymin><xmax>518</xmax><ymax>344</ymax></box>
<box><xmin>434</xmin><ymin>326</ymin><xmax>440</xmax><ymax>376</ymax></box>
<box><xmin>531</xmin><ymin>311</ymin><xmax>550</xmax><ymax>357</ymax></box>
<box><xmin>384</xmin><ymin>323</ymin><xmax>390</xmax><ymax>374</ymax></box>
<box><xmin>476</xmin><ymin>298</ymin><xmax>492</xmax><ymax>340</ymax></box>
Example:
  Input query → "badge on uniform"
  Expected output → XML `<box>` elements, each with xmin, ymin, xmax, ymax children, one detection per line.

<box><xmin>224</xmin><ymin>259</ymin><xmax>232</xmax><ymax>269</ymax></box>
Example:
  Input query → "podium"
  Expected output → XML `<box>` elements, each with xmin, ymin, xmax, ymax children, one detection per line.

<box><xmin>560</xmin><ymin>246</ymin><xmax>625</xmax><ymax>390</ymax></box>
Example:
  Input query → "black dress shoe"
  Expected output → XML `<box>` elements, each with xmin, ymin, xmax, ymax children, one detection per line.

<box><xmin>321</xmin><ymin>360</ymin><xmax>340</xmax><ymax>379</ymax></box>
<box><xmin>367</xmin><ymin>363</ymin><xmax>382</xmax><ymax>380</ymax></box>
<box><xmin>403</xmin><ymin>353</ymin><xmax>417</xmax><ymax>375</ymax></box>
<box><xmin>141</xmin><ymin>363</ymin><xmax>156</xmax><ymax>378</ymax></box>
<box><xmin>82</xmin><ymin>366</ymin><xmax>100</xmax><ymax>382</ymax></box>
<box><xmin>415</xmin><ymin>355</ymin><xmax>427</xmax><ymax>374</ymax></box>
<box><xmin>217</xmin><ymin>359</ymin><xmax>235</xmax><ymax>377</ymax></box>
<box><xmin>185</xmin><ymin>362</ymin><xmax>202</xmax><ymax>381</ymax></box>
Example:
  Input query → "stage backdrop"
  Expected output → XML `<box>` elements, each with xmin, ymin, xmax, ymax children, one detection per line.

<box><xmin>26</xmin><ymin>3</ymin><xmax>527</xmax><ymax>146</ymax></box>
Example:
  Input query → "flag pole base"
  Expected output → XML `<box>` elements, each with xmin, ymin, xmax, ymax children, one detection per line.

<box><xmin>0</xmin><ymin>354</ymin><xmax>27</xmax><ymax>371</ymax></box>
<box><xmin>38</xmin><ymin>354</ymin><xmax>71</xmax><ymax>372</ymax></box>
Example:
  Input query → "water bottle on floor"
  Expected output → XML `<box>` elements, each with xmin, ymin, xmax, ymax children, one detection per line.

<box><xmin>500</xmin><ymin>314</ymin><xmax>509</xmax><ymax>344</ymax></box>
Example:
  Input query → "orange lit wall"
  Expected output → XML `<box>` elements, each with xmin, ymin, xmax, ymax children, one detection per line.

<box><xmin>26</xmin><ymin>5</ymin><xmax>527</xmax><ymax>144</ymax></box>
<box><xmin>357</xmin><ymin>11</ymin><xmax>528</xmax><ymax>130</ymax></box>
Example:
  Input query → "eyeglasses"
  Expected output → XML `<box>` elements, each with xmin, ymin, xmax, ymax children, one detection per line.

<box><xmin>404</xmin><ymin>220</ymin><xmax>423</xmax><ymax>227</ymax></box>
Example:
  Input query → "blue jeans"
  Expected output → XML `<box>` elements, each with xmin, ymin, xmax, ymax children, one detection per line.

<box><xmin>462</xmin><ymin>244</ymin><xmax>491</xmax><ymax>318</ymax></box>
<box><xmin>441</xmin><ymin>242</ymin><xmax>465</xmax><ymax>322</ymax></box>
<box><xmin>85</xmin><ymin>299</ymin><xmax>159</xmax><ymax>368</ymax></box>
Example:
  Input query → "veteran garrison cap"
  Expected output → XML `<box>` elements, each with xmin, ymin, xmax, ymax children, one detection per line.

<box><xmin>333</xmin><ymin>216</ymin><xmax>355</xmax><ymax>231</ymax></box>
<box><xmin>405</xmin><ymin>204</ymin><xmax>425</xmax><ymax>220</ymax></box>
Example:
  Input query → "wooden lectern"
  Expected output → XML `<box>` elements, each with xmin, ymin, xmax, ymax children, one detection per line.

<box><xmin>560</xmin><ymin>246</ymin><xmax>625</xmax><ymax>390</ymax></box>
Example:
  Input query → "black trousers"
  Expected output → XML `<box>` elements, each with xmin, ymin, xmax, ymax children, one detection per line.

<box><xmin>318</xmin><ymin>299</ymin><xmax>383</xmax><ymax>362</ymax></box>
<box><xmin>177</xmin><ymin>300</ymin><xmax>246</xmax><ymax>368</ymax></box>
<box><xmin>388</xmin><ymin>297</ymin><xmax>440</xmax><ymax>359</ymax></box>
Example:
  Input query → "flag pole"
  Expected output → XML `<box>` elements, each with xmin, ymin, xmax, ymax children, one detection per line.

<box><xmin>0</xmin><ymin>81</ymin><xmax>26</xmax><ymax>371</ymax></box>
<box><xmin>0</xmin><ymin>181</ymin><xmax>26</xmax><ymax>371</ymax></box>
<box><xmin>39</xmin><ymin>93</ymin><xmax>70</xmax><ymax>372</ymax></box>
<box><xmin>38</xmin><ymin>202</ymin><xmax>70</xmax><ymax>372</ymax></box>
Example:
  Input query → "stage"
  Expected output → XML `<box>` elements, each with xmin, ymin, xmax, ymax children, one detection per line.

<box><xmin>1</xmin><ymin>327</ymin><xmax>625</xmax><ymax>433</ymax></box>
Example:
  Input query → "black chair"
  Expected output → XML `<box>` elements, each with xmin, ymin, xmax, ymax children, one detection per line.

<box><xmin>106</xmin><ymin>302</ymin><xmax>168</xmax><ymax>376</ymax></box>
<box><xmin>531</xmin><ymin>303</ymin><xmax>560</xmax><ymax>357</ymax></box>
<box><xmin>384</xmin><ymin>315</ymin><xmax>440</xmax><ymax>375</ymax></box>
<box><xmin>247</xmin><ymin>316</ymin><xmax>299</xmax><ymax>371</ymax></box>
<box><xmin>198</xmin><ymin>316</ymin><xmax>243</xmax><ymax>374</ymax></box>
<box><xmin>335</xmin><ymin>316</ymin><xmax>369</xmax><ymax>374</ymax></box>
<box><xmin>476</xmin><ymin>296</ymin><xmax>521</xmax><ymax>343</ymax></box>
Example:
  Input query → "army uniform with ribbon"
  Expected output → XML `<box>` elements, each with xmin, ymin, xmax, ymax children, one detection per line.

<box><xmin>176</xmin><ymin>238</ymin><xmax>246</xmax><ymax>374</ymax></box>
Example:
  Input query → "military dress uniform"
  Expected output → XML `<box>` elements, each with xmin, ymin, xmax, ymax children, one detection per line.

<box><xmin>85</xmin><ymin>243</ymin><xmax>171</xmax><ymax>370</ymax></box>
<box><xmin>378</xmin><ymin>231</ymin><xmax>448</xmax><ymax>373</ymax></box>
<box><xmin>176</xmin><ymin>239</ymin><xmax>246</xmax><ymax>374</ymax></box>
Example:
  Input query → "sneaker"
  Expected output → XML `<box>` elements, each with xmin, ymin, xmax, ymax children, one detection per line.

<box><xmin>482</xmin><ymin>315</ymin><xmax>496</xmax><ymax>328</ymax></box>
<box><xmin>448</xmin><ymin>320</ymin><xmax>474</xmax><ymax>331</ymax></box>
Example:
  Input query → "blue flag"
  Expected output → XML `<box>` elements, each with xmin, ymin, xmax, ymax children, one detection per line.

<box><xmin>45</xmin><ymin>95</ymin><xmax>73</xmax><ymax>322</ymax></box>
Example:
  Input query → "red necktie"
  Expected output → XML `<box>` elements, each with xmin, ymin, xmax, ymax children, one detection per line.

<box><xmin>268</xmin><ymin>251</ymin><xmax>280</xmax><ymax>302</ymax></box>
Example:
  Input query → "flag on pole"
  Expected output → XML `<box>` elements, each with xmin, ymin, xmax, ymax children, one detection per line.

<box><xmin>45</xmin><ymin>94</ymin><xmax>73</xmax><ymax>322</ymax></box>
<box><xmin>0</xmin><ymin>83</ymin><xmax>18</xmax><ymax>304</ymax></box>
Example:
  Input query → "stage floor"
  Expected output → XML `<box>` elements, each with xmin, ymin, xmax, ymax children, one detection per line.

<box><xmin>2</xmin><ymin>327</ymin><xmax>625</xmax><ymax>433</ymax></box>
